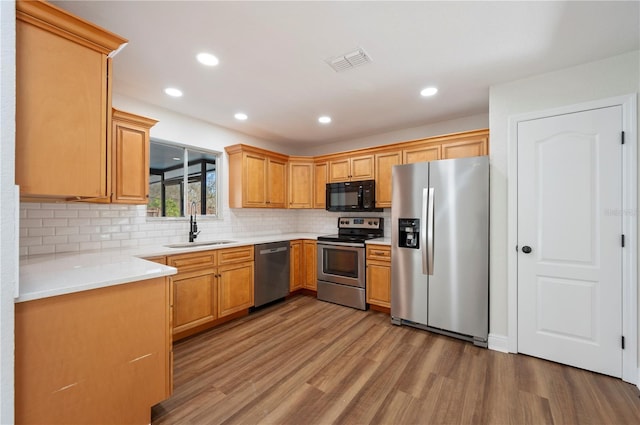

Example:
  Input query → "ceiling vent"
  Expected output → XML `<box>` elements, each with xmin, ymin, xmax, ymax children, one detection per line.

<box><xmin>326</xmin><ymin>48</ymin><xmax>372</xmax><ymax>72</ymax></box>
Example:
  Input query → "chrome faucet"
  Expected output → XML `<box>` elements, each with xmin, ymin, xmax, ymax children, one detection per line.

<box><xmin>188</xmin><ymin>201</ymin><xmax>200</xmax><ymax>242</ymax></box>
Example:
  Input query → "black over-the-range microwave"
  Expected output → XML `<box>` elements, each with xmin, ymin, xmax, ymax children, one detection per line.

<box><xmin>326</xmin><ymin>179</ymin><xmax>383</xmax><ymax>212</ymax></box>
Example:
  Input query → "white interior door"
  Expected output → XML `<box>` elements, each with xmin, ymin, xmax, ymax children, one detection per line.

<box><xmin>517</xmin><ymin>106</ymin><xmax>623</xmax><ymax>377</ymax></box>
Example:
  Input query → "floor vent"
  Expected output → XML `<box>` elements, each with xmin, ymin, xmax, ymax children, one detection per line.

<box><xmin>326</xmin><ymin>48</ymin><xmax>372</xmax><ymax>72</ymax></box>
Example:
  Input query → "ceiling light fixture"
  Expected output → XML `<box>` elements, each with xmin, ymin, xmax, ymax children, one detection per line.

<box><xmin>318</xmin><ymin>116</ymin><xmax>332</xmax><ymax>124</ymax></box>
<box><xmin>164</xmin><ymin>87</ymin><xmax>183</xmax><ymax>97</ymax></box>
<box><xmin>172</xmin><ymin>157</ymin><xmax>181</xmax><ymax>161</ymax></box>
<box><xmin>420</xmin><ymin>87</ymin><xmax>438</xmax><ymax>97</ymax></box>
<box><xmin>196</xmin><ymin>52</ymin><xmax>219</xmax><ymax>67</ymax></box>
<box><xmin>234</xmin><ymin>113</ymin><xmax>248</xmax><ymax>121</ymax></box>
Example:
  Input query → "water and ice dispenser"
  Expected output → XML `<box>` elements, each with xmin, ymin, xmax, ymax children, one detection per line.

<box><xmin>398</xmin><ymin>218</ymin><xmax>420</xmax><ymax>249</ymax></box>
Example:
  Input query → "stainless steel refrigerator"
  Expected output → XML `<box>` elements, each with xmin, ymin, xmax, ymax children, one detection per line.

<box><xmin>390</xmin><ymin>156</ymin><xmax>489</xmax><ymax>347</ymax></box>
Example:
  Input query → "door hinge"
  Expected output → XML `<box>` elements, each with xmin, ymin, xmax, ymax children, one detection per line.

<box><xmin>622</xmin><ymin>234</ymin><xmax>625</xmax><ymax>248</ymax></box>
<box><xmin>621</xmin><ymin>131</ymin><xmax>625</xmax><ymax>145</ymax></box>
<box><xmin>622</xmin><ymin>336</ymin><xmax>625</xmax><ymax>349</ymax></box>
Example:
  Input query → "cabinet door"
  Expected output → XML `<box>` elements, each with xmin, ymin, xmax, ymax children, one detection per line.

<box><xmin>16</xmin><ymin>17</ymin><xmax>110</xmax><ymax>199</ymax></box>
<box><xmin>441</xmin><ymin>137</ymin><xmax>488</xmax><ymax>159</ymax></box>
<box><xmin>218</xmin><ymin>261</ymin><xmax>254</xmax><ymax>317</ymax></box>
<box><xmin>366</xmin><ymin>261</ymin><xmax>391</xmax><ymax>308</ymax></box>
<box><xmin>328</xmin><ymin>157</ymin><xmax>351</xmax><ymax>182</ymax></box>
<box><xmin>303</xmin><ymin>240</ymin><xmax>317</xmax><ymax>290</ymax></box>
<box><xmin>243</xmin><ymin>153</ymin><xmax>268</xmax><ymax>207</ymax></box>
<box><xmin>288</xmin><ymin>161</ymin><xmax>313</xmax><ymax>208</ymax></box>
<box><xmin>267</xmin><ymin>157</ymin><xmax>287</xmax><ymax>208</ymax></box>
<box><xmin>374</xmin><ymin>151</ymin><xmax>401</xmax><ymax>208</ymax></box>
<box><xmin>111</xmin><ymin>114</ymin><xmax>151</xmax><ymax>204</ymax></box>
<box><xmin>171</xmin><ymin>269</ymin><xmax>217</xmax><ymax>335</ymax></box>
<box><xmin>15</xmin><ymin>278</ymin><xmax>168</xmax><ymax>424</ymax></box>
<box><xmin>403</xmin><ymin>145</ymin><xmax>441</xmax><ymax>164</ymax></box>
<box><xmin>350</xmin><ymin>154</ymin><xmax>374</xmax><ymax>180</ymax></box>
<box><xmin>314</xmin><ymin>162</ymin><xmax>328</xmax><ymax>209</ymax></box>
<box><xmin>289</xmin><ymin>240</ymin><xmax>303</xmax><ymax>291</ymax></box>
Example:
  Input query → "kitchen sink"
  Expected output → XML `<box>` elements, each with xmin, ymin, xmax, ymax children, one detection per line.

<box><xmin>164</xmin><ymin>240</ymin><xmax>237</xmax><ymax>249</ymax></box>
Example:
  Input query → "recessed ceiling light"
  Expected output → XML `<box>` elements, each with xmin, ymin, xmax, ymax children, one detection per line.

<box><xmin>196</xmin><ymin>52</ymin><xmax>219</xmax><ymax>67</ymax></box>
<box><xmin>420</xmin><ymin>87</ymin><xmax>438</xmax><ymax>97</ymax></box>
<box><xmin>234</xmin><ymin>113</ymin><xmax>248</xmax><ymax>121</ymax></box>
<box><xmin>172</xmin><ymin>157</ymin><xmax>181</xmax><ymax>161</ymax></box>
<box><xmin>164</xmin><ymin>87</ymin><xmax>183</xmax><ymax>97</ymax></box>
<box><xmin>318</xmin><ymin>116</ymin><xmax>332</xmax><ymax>124</ymax></box>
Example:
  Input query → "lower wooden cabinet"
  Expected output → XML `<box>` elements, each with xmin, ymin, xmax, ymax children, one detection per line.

<box><xmin>218</xmin><ymin>261</ymin><xmax>254</xmax><ymax>317</ymax></box>
<box><xmin>290</xmin><ymin>239</ymin><xmax>317</xmax><ymax>292</ymax></box>
<box><xmin>167</xmin><ymin>246</ymin><xmax>254</xmax><ymax>341</ymax></box>
<box><xmin>15</xmin><ymin>277</ymin><xmax>171</xmax><ymax>424</ymax></box>
<box><xmin>302</xmin><ymin>240</ymin><xmax>317</xmax><ymax>290</ymax></box>
<box><xmin>366</xmin><ymin>244</ymin><xmax>391</xmax><ymax>309</ymax></box>
<box><xmin>172</xmin><ymin>269</ymin><xmax>217</xmax><ymax>334</ymax></box>
<box><xmin>290</xmin><ymin>240</ymin><xmax>303</xmax><ymax>291</ymax></box>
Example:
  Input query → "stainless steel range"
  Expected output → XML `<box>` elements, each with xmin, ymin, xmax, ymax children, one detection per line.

<box><xmin>317</xmin><ymin>217</ymin><xmax>384</xmax><ymax>310</ymax></box>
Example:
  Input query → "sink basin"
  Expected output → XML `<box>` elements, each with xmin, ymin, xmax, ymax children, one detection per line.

<box><xmin>164</xmin><ymin>240</ymin><xmax>237</xmax><ymax>249</ymax></box>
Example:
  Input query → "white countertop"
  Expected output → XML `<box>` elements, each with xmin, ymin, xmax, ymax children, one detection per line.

<box><xmin>18</xmin><ymin>252</ymin><xmax>177</xmax><ymax>303</ymax></box>
<box><xmin>366</xmin><ymin>237</ymin><xmax>391</xmax><ymax>246</ymax></box>
<box><xmin>17</xmin><ymin>232</ymin><xmax>323</xmax><ymax>303</ymax></box>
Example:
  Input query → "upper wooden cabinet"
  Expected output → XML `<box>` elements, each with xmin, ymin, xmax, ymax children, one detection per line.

<box><xmin>288</xmin><ymin>158</ymin><xmax>314</xmax><ymax>209</ymax></box>
<box><xmin>15</xmin><ymin>0</ymin><xmax>127</xmax><ymax>201</ymax></box>
<box><xmin>441</xmin><ymin>135</ymin><xmax>488</xmax><ymax>159</ymax></box>
<box><xmin>374</xmin><ymin>150</ymin><xmax>402</xmax><ymax>208</ymax></box>
<box><xmin>226</xmin><ymin>144</ymin><xmax>288</xmax><ymax>208</ymax></box>
<box><xmin>111</xmin><ymin>109</ymin><xmax>157</xmax><ymax>204</ymax></box>
<box><xmin>313</xmin><ymin>162</ymin><xmax>328</xmax><ymax>209</ymax></box>
<box><xmin>403</xmin><ymin>144</ymin><xmax>441</xmax><ymax>164</ymax></box>
<box><xmin>225</xmin><ymin>129</ymin><xmax>488</xmax><ymax>209</ymax></box>
<box><xmin>328</xmin><ymin>154</ymin><xmax>374</xmax><ymax>183</ymax></box>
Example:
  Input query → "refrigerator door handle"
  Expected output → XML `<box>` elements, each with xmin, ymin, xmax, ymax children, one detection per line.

<box><xmin>426</xmin><ymin>187</ymin><xmax>435</xmax><ymax>275</ymax></box>
<box><xmin>421</xmin><ymin>188</ymin><xmax>429</xmax><ymax>274</ymax></box>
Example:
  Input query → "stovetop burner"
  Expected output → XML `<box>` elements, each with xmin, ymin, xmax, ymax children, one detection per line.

<box><xmin>317</xmin><ymin>216</ymin><xmax>384</xmax><ymax>244</ymax></box>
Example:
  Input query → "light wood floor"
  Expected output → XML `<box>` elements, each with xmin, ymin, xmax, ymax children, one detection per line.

<box><xmin>152</xmin><ymin>295</ymin><xmax>640</xmax><ymax>424</ymax></box>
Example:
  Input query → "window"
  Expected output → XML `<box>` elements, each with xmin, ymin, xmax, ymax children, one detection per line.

<box><xmin>148</xmin><ymin>140</ymin><xmax>219</xmax><ymax>218</ymax></box>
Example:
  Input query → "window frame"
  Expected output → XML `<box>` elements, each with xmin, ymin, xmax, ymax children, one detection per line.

<box><xmin>148</xmin><ymin>139</ymin><xmax>221</xmax><ymax>220</ymax></box>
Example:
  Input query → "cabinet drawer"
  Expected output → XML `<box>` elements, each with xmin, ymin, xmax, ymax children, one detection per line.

<box><xmin>218</xmin><ymin>246</ymin><xmax>254</xmax><ymax>265</ymax></box>
<box><xmin>366</xmin><ymin>245</ymin><xmax>391</xmax><ymax>262</ymax></box>
<box><xmin>167</xmin><ymin>250</ymin><xmax>217</xmax><ymax>271</ymax></box>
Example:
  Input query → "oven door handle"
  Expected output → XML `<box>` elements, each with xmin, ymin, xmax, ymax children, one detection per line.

<box><xmin>317</xmin><ymin>241</ymin><xmax>364</xmax><ymax>248</ymax></box>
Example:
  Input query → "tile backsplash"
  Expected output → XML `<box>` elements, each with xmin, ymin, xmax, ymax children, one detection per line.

<box><xmin>19</xmin><ymin>203</ymin><xmax>390</xmax><ymax>256</ymax></box>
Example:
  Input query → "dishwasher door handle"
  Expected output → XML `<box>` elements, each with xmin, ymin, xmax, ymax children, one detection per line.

<box><xmin>260</xmin><ymin>246</ymin><xmax>288</xmax><ymax>255</ymax></box>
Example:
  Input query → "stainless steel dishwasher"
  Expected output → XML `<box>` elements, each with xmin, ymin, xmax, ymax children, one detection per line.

<box><xmin>254</xmin><ymin>241</ymin><xmax>290</xmax><ymax>307</ymax></box>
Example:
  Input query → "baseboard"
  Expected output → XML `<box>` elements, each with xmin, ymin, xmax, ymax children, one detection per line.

<box><xmin>488</xmin><ymin>333</ymin><xmax>509</xmax><ymax>353</ymax></box>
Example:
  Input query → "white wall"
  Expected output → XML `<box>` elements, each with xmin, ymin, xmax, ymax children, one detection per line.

<box><xmin>489</xmin><ymin>51</ymin><xmax>640</xmax><ymax>347</ymax></box>
<box><xmin>0</xmin><ymin>0</ymin><xmax>16</xmax><ymax>422</ymax></box>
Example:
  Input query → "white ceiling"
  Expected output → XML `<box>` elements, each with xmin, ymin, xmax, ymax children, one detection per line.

<box><xmin>52</xmin><ymin>1</ymin><xmax>639</xmax><ymax>148</ymax></box>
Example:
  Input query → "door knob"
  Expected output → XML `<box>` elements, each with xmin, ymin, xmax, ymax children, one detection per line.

<box><xmin>521</xmin><ymin>246</ymin><xmax>532</xmax><ymax>254</ymax></box>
